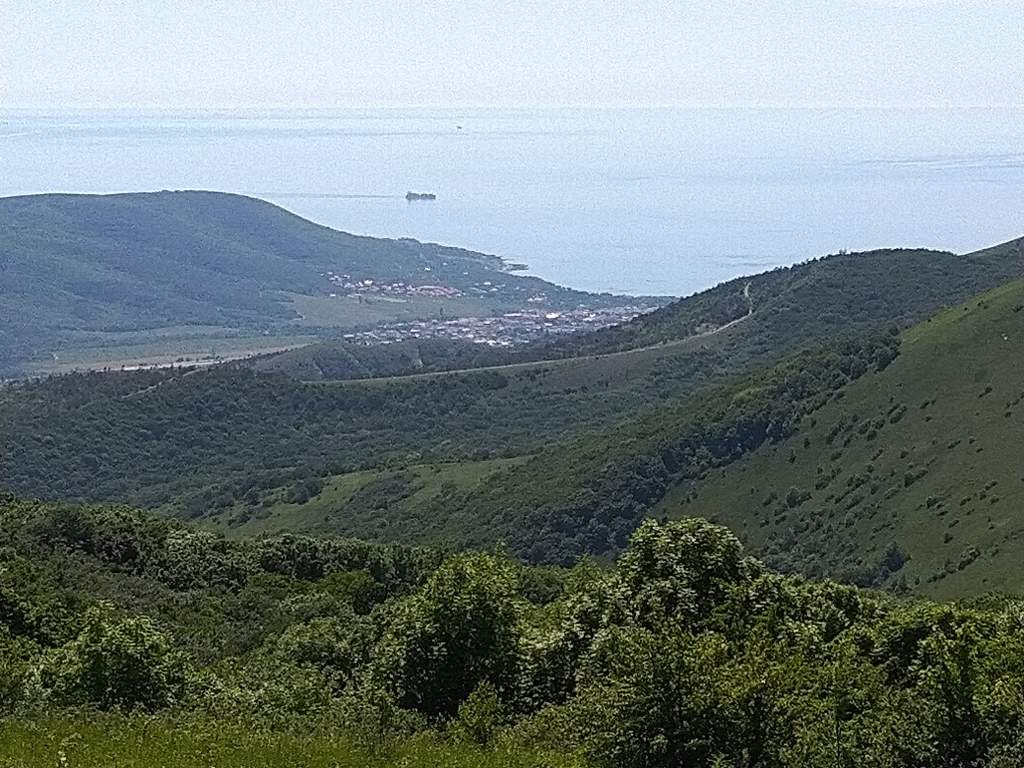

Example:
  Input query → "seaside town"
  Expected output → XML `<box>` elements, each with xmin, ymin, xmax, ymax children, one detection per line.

<box><xmin>324</xmin><ymin>271</ymin><xmax>466</xmax><ymax>299</ymax></box>
<box><xmin>336</xmin><ymin>303</ymin><xmax>654</xmax><ymax>347</ymax></box>
<box><xmin>322</xmin><ymin>271</ymin><xmax>661</xmax><ymax>346</ymax></box>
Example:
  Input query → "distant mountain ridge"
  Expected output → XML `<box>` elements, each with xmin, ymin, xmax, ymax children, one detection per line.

<box><xmin>528</xmin><ymin>240</ymin><xmax>1024</xmax><ymax>359</ymax></box>
<box><xmin>0</xmin><ymin>191</ymin><xmax>624</xmax><ymax>375</ymax></box>
<box><xmin>254</xmin><ymin>239</ymin><xmax>1024</xmax><ymax>384</ymax></box>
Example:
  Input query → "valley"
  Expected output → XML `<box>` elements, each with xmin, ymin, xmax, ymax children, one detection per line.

<box><xmin>2</xmin><ymin>202</ymin><xmax>1023</xmax><ymax>768</ymax></box>
<box><xmin>10</xmin><ymin>5</ymin><xmax>1024</xmax><ymax>765</ymax></box>
<box><xmin>4</xmin><ymin>226</ymin><xmax>1023</xmax><ymax>596</ymax></box>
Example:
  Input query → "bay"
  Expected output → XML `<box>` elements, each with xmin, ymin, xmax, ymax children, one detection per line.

<box><xmin>2</xmin><ymin>106</ymin><xmax>1022</xmax><ymax>296</ymax></box>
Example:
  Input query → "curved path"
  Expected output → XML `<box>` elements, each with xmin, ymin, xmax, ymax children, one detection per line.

<box><xmin>319</xmin><ymin>282</ymin><xmax>758</xmax><ymax>386</ymax></box>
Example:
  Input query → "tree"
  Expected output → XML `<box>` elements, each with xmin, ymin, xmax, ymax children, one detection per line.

<box><xmin>274</xmin><ymin>613</ymin><xmax>370</xmax><ymax>691</ymax></box>
<box><xmin>371</xmin><ymin>552</ymin><xmax>523</xmax><ymax>719</ymax></box>
<box><xmin>613</xmin><ymin>518</ymin><xmax>756</xmax><ymax>627</ymax></box>
<box><xmin>569</xmin><ymin>627</ymin><xmax>735</xmax><ymax>768</ymax></box>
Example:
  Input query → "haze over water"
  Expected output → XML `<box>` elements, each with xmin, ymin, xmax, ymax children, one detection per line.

<box><xmin>2</xmin><ymin>106</ymin><xmax>1023</xmax><ymax>297</ymax></box>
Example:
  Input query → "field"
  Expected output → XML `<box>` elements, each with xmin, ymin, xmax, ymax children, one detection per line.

<box><xmin>0</xmin><ymin>717</ymin><xmax>583</xmax><ymax>768</ymax></box>
<box><xmin>22</xmin><ymin>333</ymin><xmax>318</xmax><ymax>376</ymax></box>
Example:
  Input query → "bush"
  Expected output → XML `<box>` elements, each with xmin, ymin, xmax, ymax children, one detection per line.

<box><xmin>0</xmin><ymin>628</ymin><xmax>39</xmax><ymax>712</ymax></box>
<box><xmin>274</xmin><ymin>613</ymin><xmax>370</xmax><ymax>690</ymax></box>
<box><xmin>569</xmin><ymin>628</ymin><xmax>735</xmax><ymax>768</ymax></box>
<box><xmin>449</xmin><ymin>681</ymin><xmax>509</xmax><ymax>745</ymax></box>
<box><xmin>612</xmin><ymin>518</ymin><xmax>755</xmax><ymax>626</ymax></box>
<box><xmin>26</xmin><ymin>605</ymin><xmax>187</xmax><ymax>711</ymax></box>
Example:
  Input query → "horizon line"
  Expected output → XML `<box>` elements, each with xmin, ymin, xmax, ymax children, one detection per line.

<box><xmin>3</xmin><ymin>100</ymin><xmax>1024</xmax><ymax>112</ymax></box>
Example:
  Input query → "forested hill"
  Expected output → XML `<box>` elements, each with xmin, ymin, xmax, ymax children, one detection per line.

<box><xmin>0</xmin><ymin>191</ymin><xmax>613</xmax><ymax>374</ymax></box>
<box><xmin>438</xmin><ymin>278</ymin><xmax>1024</xmax><ymax>597</ymax></box>
<box><xmin>247</xmin><ymin>337</ymin><xmax>507</xmax><ymax>381</ymax></box>
<box><xmin>187</xmin><ymin>276</ymin><xmax>1024</xmax><ymax>600</ymax></box>
<box><xmin>254</xmin><ymin>239</ymin><xmax>1024</xmax><ymax>384</ymax></box>
<box><xmin>525</xmin><ymin>239</ymin><xmax>1024</xmax><ymax>360</ymax></box>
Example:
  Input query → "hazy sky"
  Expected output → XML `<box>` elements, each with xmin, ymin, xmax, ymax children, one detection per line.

<box><xmin>2</xmin><ymin>0</ymin><xmax>1023</xmax><ymax>108</ymax></box>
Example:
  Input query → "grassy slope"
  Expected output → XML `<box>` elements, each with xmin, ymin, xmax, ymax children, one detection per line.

<box><xmin>0</xmin><ymin>717</ymin><xmax>583</xmax><ymax>768</ymax></box>
<box><xmin>659</xmin><ymin>279</ymin><xmax>1024</xmax><ymax>599</ymax></box>
<box><xmin>416</xmin><ymin>330</ymin><xmax>901</xmax><ymax>565</ymax></box>
<box><xmin>207</xmin><ymin>458</ymin><xmax>528</xmax><ymax>538</ymax></box>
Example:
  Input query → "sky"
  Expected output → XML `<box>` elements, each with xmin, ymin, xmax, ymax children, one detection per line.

<box><xmin>2</xmin><ymin>0</ymin><xmax>1023</xmax><ymax>108</ymax></box>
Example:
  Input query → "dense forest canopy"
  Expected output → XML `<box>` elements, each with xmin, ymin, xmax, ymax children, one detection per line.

<box><xmin>0</xmin><ymin>328</ymin><xmax>899</xmax><ymax>562</ymax></box>
<box><xmin>5</xmin><ymin>495</ymin><xmax>1024</xmax><ymax>767</ymax></box>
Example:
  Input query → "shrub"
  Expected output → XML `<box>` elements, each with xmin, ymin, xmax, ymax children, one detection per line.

<box><xmin>449</xmin><ymin>681</ymin><xmax>509</xmax><ymax>745</ymax></box>
<box><xmin>26</xmin><ymin>605</ymin><xmax>187</xmax><ymax>711</ymax></box>
<box><xmin>612</xmin><ymin>519</ymin><xmax>755</xmax><ymax>626</ymax></box>
<box><xmin>274</xmin><ymin>613</ymin><xmax>370</xmax><ymax>690</ymax></box>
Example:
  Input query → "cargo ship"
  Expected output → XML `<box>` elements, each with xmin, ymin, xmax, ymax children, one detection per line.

<box><xmin>405</xmin><ymin>191</ymin><xmax>437</xmax><ymax>201</ymax></box>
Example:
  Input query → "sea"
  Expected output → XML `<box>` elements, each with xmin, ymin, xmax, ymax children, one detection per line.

<box><xmin>2</xmin><ymin>106</ymin><xmax>1023</xmax><ymax>297</ymax></box>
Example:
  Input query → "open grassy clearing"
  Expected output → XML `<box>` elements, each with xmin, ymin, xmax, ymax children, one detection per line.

<box><xmin>0</xmin><ymin>717</ymin><xmax>583</xmax><ymax>768</ymax></box>
<box><xmin>204</xmin><ymin>457</ymin><xmax>530</xmax><ymax>539</ymax></box>
<box><xmin>24</xmin><ymin>334</ymin><xmax>318</xmax><ymax>376</ymax></box>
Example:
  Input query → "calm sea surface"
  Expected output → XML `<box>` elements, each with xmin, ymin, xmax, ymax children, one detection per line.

<box><xmin>2</xmin><ymin>107</ymin><xmax>1023</xmax><ymax>296</ymax></box>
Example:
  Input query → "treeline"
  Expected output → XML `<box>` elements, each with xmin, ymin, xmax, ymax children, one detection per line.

<box><xmin>0</xmin><ymin>494</ymin><xmax>440</xmax><ymax>663</ymax></box>
<box><xmin>5</xmin><ymin>495</ymin><xmax>1024</xmax><ymax>766</ymax></box>
<box><xmin>246</xmin><ymin>338</ymin><xmax>509</xmax><ymax>382</ymax></box>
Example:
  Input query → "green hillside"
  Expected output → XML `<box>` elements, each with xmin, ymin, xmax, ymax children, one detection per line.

<box><xmin>208</xmin><ymin>458</ymin><xmax>528</xmax><ymax>538</ymax></box>
<box><xmin>415</xmin><ymin>330</ymin><xmax>902</xmax><ymax>563</ymax></box>
<box><xmin>528</xmin><ymin>240</ymin><xmax>1024</xmax><ymax>360</ymax></box>
<box><xmin>4</xmin><ymin>236</ymin><xmax>1024</xmax><ymax>586</ymax></box>
<box><xmin>655</xmin><ymin>278</ymin><xmax>1024</xmax><ymax>600</ymax></box>
<box><xmin>0</xmin><ymin>191</ymin><xmax>616</xmax><ymax>375</ymax></box>
<box><xmin>414</xmin><ymin>278</ymin><xmax>1024</xmax><ymax>594</ymax></box>
<box><xmin>243</xmin><ymin>239</ymin><xmax>1024</xmax><ymax>387</ymax></box>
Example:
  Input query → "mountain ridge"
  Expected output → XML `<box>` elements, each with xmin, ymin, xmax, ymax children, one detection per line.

<box><xmin>0</xmin><ymin>190</ymin><xmax>634</xmax><ymax>375</ymax></box>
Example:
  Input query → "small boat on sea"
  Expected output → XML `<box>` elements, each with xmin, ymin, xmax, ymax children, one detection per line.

<box><xmin>405</xmin><ymin>191</ymin><xmax>436</xmax><ymax>201</ymax></box>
